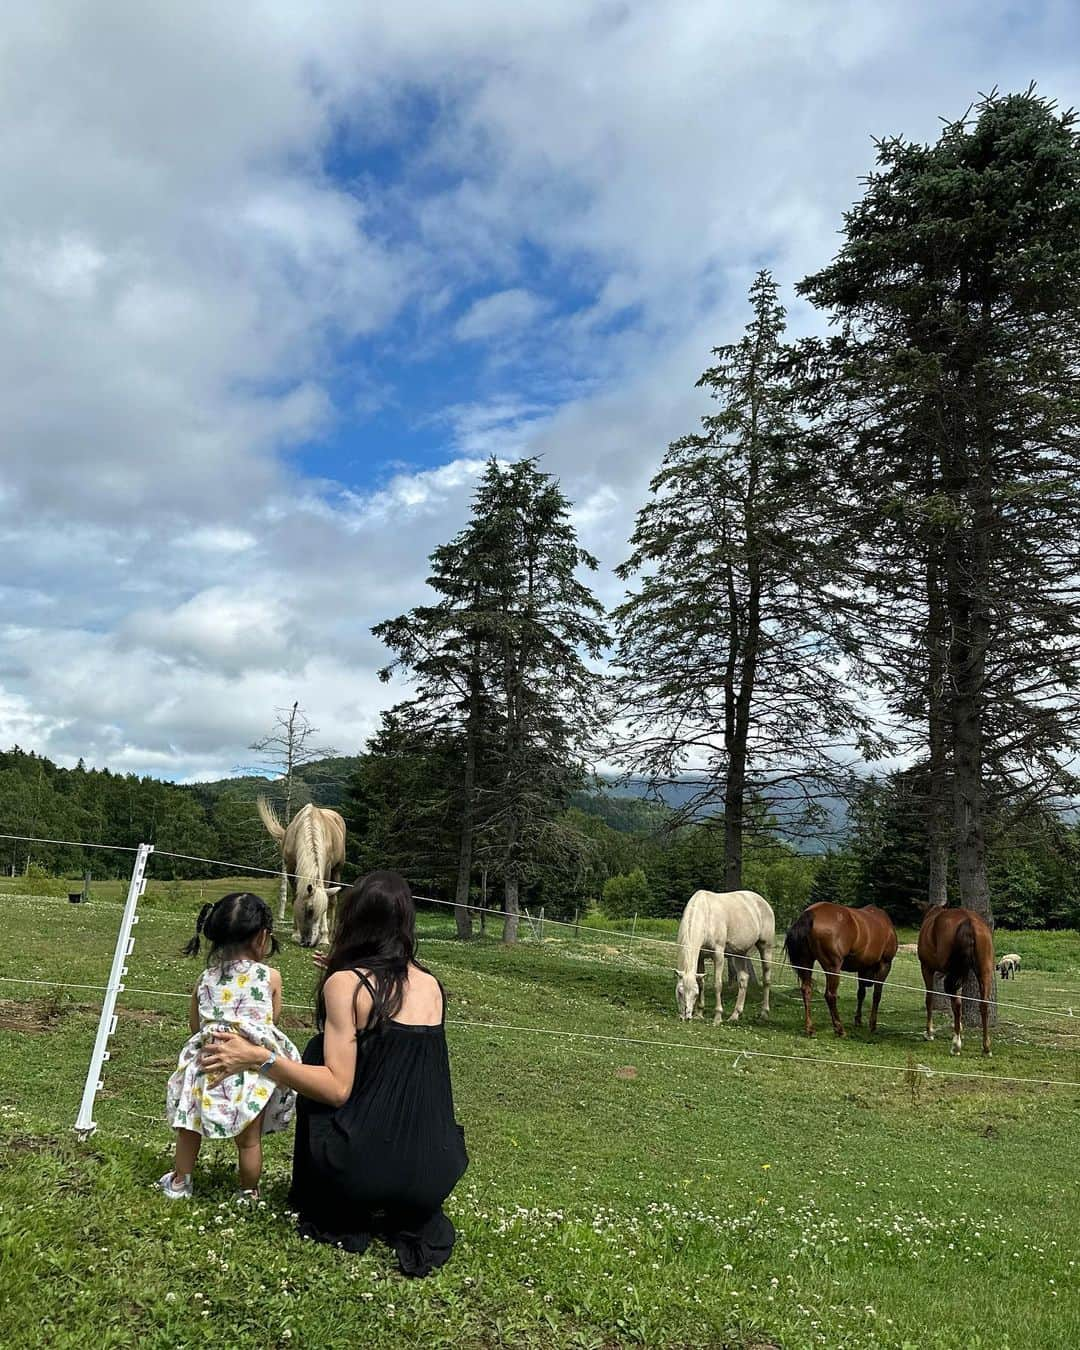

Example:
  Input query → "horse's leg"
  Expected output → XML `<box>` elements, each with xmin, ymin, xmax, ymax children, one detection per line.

<box><xmin>921</xmin><ymin>962</ymin><xmax>935</xmax><ymax>1041</ymax></box>
<box><xmin>800</xmin><ymin>974</ymin><xmax>814</xmax><ymax>1037</ymax></box>
<box><xmin>758</xmin><ymin>940</ymin><xmax>772</xmax><ymax>1020</ymax></box>
<box><xmin>869</xmin><ymin>961</ymin><xmax>890</xmax><ymax>1034</ymax></box>
<box><xmin>695</xmin><ymin>949</ymin><xmax>706</xmax><ymax>1020</ymax></box>
<box><xmin>980</xmin><ymin>965</ymin><xmax>992</xmax><ymax>1057</ymax></box>
<box><xmin>824</xmin><ymin>966</ymin><xmax>845</xmax><ymax>1037</ymax></box>
<box><xmin>728</xmin><ymin>956</ymin><xmax>750</xmax><ymax>1024</ymax></box>
<box><xmin>712</xmin><ymin>945</ymin><xmax>725</xmax><ymax>1025</ymax></box>
<box><xmin>854</xmin><ymin>975</ymin><xmax>868</xmax><ymax>1029</ymax></box>
<box><xmin>949</xmin><ymin>982</ymin><xmax>963</xmax><ymax>1056</ymax></box>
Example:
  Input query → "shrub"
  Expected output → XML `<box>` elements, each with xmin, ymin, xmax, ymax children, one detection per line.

<box><xmin>602</xmin><ymin>868</ymin><xmax>654</xmax><ymax>918</ymax></box>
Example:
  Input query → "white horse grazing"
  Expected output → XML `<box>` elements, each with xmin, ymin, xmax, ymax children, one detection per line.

<box><xmin>998</xmin><ymin>952</ymin><xmax>1021</xmax><ymax>980</ymax></box>
<box><xmin>675</xmin><ymin>889</ymin><xmax>775</xmax><ymax>1024</ymax></box>
<box><xmin>257</xmin><ymin>798</ymin><xmax>346</xmax><ymax>947</ymax></box>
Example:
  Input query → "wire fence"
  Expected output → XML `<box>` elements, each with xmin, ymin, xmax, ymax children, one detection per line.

<box><xmin>3</xmin><ymin>828</ymin><xmax>1080</xmax><ymax>1022</ymax></box>
<box><xmin>2</xmin><ymin>971</ymin><xmax>1077</xmax><ymax>1092</ymax></box>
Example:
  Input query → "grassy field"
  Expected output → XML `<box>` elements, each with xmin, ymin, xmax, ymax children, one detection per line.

<box><xmin>1</xmin><ymin>877</ymin><xmax>1079</xmax><ymax>1348</ymax></box>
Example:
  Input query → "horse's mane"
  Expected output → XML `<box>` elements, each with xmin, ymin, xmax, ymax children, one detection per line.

<box><xmin>676</xmin><ymin>893</ymin><xmax>707</xmax><ymax>974</ymax></box>
<box><xmin>294</xmin><ymin>805</ymin><xmax>328</xmax><ymax>888</ymax></box>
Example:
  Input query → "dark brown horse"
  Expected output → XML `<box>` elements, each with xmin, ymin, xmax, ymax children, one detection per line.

<box><xmin>917</xmin><ymin>905</ymin><xmax>995</xmax><ymax>1056</ymax></box>
<box><xmin>785</xmin><ymin>902</ymin><xmax>898</xmax><ymax>1037</ymax></box>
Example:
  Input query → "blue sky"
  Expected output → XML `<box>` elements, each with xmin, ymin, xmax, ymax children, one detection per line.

<box><xmin>2</xmin><ymin>1</ymin><xmax>1078</xmax><ymax>780</ymax></box>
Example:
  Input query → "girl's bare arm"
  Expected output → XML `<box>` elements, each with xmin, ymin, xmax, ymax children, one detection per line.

<box><xmin>188</xmin><ymin>989</ymin><xmax>200</xmax><ymax>1035</ymax></box>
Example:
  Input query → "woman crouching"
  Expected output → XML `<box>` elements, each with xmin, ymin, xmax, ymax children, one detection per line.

<box><xmin>201</xmin><ymin>870</ymin><xmax>468</xmax><ymax>1277</ymax></box>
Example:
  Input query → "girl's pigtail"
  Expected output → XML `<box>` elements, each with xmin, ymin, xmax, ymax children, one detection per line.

<box><xmin>183</xmin><ymin>902</ymin><xmax>215</xmax><ymax>957</ymax></box>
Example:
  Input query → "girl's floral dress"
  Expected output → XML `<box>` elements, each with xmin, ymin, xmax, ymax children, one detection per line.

<box><xmin>166</xmin><ymin>959</ymin><xmax>300</xmax><ymax>1139</ymax></box>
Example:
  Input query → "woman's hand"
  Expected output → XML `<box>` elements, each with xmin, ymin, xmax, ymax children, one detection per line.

<box><xmin>199</xmin><ymin>1032</ymin><xmax>264</xmax><ymax>1078</ymax></box>
<box><xmin>312</xmin><ymin>952</ymin><xmax>328</xmax><ymax>970</ymax></box>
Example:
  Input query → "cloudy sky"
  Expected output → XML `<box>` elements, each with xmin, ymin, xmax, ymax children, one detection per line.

<box><xmin>2</xmin><ymin>2</ymin><xmax>1077</xmax><ymax>781</ymax></box>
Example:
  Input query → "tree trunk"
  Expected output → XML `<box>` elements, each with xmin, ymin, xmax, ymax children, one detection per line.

<box><xmin>723</xmin><ymin>763</ymin><xmax>745</xmax><ymax>893</ymax></box>
<box><xmin>946</xmin><ymin>492</ymin><xmax>995</xmax><ymax>1025</ymax></box>
<box><xmin>925</xmin><ymin>553</ymin><xmax>950</xmax><ymax>911</ymax></box>
<box><xmin>454</xmin><ymin>663</ymin><xmax>480</xmax><ymax>942</ymax></box>
<box><xmin>503</xmin><ymin>873</ymin><xmax>520</xmax><ymax>945</ymax></box>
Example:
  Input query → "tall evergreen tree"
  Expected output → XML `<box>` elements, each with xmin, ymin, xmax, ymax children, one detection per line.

<box><xmin>373</xmin><ymin>457</ymin><xmax>606</xmax><ymax>940</ymax></box>
<box><xmin>479</xmin><ymin>459</ymin><xmax>607</xmax><ymax>942</ymax></box>
<box><xmin>373</xmin><ymin>499</ymin><xmax>506</xmax><ymax>938</ymax></box>
<box><xmin>799</xmin><ymin>90</ymin><xmax>1080</xmax><ymax>973</ymax></box>
<box><xmin>614</xmin><ymin>271</ymin><xmax>881</xmax><ymax>890</ymax></box>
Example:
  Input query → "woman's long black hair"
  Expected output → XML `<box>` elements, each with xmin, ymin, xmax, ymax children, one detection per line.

<box><xmin>315</xmin><ymin>870</ymin><xmax>428</xmax><ymax>1032</ymax></box>
<box><xmin>183</xmin><ymin>892</ymin><xmax>279</xmax><ymax>968</ymax></box>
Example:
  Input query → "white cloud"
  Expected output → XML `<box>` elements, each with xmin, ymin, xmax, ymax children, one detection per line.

<box><xmin>454</xmin><ymin>288</ymin><xmax>547</xmax><ymax>341</ymax></box>
<box><xmin>1</xmin><ymin>1</ymin><xmax>1077</xmax><ymax>781</ymax></box>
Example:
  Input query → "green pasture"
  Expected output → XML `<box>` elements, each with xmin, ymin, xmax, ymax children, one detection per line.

<box><xmin>1</xmin><ymin>877</ymin><xmax>1079</xmax><ymax>1348</ymax></box>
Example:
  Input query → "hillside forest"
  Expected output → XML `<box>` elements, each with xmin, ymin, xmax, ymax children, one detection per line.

<box><xmin>2</xmin><ymin>746</ymin><xmax>1078</xmax><ymax>932</ymax></box>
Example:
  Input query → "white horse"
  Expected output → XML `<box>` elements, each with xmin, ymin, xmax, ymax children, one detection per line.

<box><xmin>675</xmin><ymin>889</ymin><xmax>775</xmax><ymax>1024</ymax></box>
<box><xmin>257</xmin><ymin>798</ymin><xmax>346</xmax><ymax>947</ymax></box>
<box><xmin>998</xmin><ymin>952</ymin><xmax>1021</xmax><ymax>980</ymax></box>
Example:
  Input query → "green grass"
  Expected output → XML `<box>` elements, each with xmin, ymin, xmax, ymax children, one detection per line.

<box><xmin>1</xmin><ymin>881</ymin><xmax>1079</xmax><ymax>1348</ymax></box>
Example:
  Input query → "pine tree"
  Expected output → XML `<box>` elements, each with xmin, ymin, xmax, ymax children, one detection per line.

<box><xmin>614</xmin><ymin>271</ymin><xmax>881</xmax><ymax>892</ymax></box>
<box><xmin>799</xmin><ymin>89</ymin><xmax>1080</xmax><ymax>970</ymax></box>
<box><xmin>476</xmin><ymin>459</ymin><xmax>607</xmax><ymax>942</ymax></box>
<box><xmin>374</xmin><ymin>504</ymin><xmax>506</xmax><ymax>938</ymax></box>
<box><xmin>373</xmin><ymin>458</ymin><xmax>605</xmax><ymax>940</ymax></box>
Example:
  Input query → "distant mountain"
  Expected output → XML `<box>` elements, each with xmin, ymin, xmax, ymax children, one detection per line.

<box><xmin>188</xmin><ymin>756</ymin><xmax>364</xmax><ymax>810</ymax></box>
<box><xmin>591</xmin><ymin>775</ymin><xmax>849</xmax><ymax>852</ymax></box>
<box><xmin>189</xmin><ymin>755</ymin><xmax>848</xmax><ymax>852</ymax></box>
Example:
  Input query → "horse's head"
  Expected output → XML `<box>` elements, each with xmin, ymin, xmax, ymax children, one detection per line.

<box><xmin>293</xmin><ymin>881</ymin><xmax>342</xmax><ymax>947</ymax></box>
<box><xmin>675</xmin><ymin>970</ymin><xmax>699</xmax><ymax>1020</ymax></box>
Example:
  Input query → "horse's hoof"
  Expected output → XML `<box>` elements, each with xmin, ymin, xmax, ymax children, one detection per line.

<box><xmin>950</xmin><ymin>1043</ymin><xmax>962</xmax><ymax>1056</ymax></box>
<box><xmin>834</xmin><ymin>1029</ymin><xmax>845</xmax><ymax>1038</ymax></box>
<box><xmin>983</xmin><ymin>1049</ymin><xmax>992</xmax><ymax>1058</ymax></box>
<box><xmin>923</xmin><ymin>1032</ymin><xmax>934</xmax><ymax>1041</ymax></box>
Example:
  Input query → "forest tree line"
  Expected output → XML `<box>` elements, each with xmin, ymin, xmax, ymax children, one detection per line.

<box><xmin>2</xmin><ymin>744</ymin><xmax>1078</xmax><ymax>931</ymax></box>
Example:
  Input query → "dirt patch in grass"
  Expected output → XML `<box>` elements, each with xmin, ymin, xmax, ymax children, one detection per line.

<box><xmin>0</xmin><ymin>1133</ymin><xmax>60</xmax><ymax>1156</ymax></box>
<box><xmin>0</xmin><ymin>999</ymin><xmax>65</xmax><ymax>1033</ymax></box>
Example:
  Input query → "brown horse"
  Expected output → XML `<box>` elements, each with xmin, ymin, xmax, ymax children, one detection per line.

<box><xmin>917</xmin><ymin>905</ymin><xmax>995</xmax><ymax>1056</ymax></box>
<box><xmin>784</xmin><ymin>902</ymin><xmax>898</xmax><ymax>1037</ymax></box>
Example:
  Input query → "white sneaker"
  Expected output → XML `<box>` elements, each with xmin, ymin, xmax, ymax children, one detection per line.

<box><xmin>157</xmin><ymin>1171</ymin><xmax>193</xmax><ymax>1200</ymax></box>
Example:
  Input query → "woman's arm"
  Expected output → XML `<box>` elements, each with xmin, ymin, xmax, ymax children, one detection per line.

<box><xmin>188</xmin><ymin>989</ymin><xmax>200</xmax><ymax>1035</ymax></box>
<box><xmin>270</xmin><ymin>967</ymin><xmax>282</xmax><ymax>1024</ymax></box>
<box><xmin>200</xmin><ymin>971</ymin><xmax>364</xmax><ymax>1108</ymax></box>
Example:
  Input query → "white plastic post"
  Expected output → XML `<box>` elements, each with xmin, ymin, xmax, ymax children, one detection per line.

<box><xmin>74</xmin><ymin>843</ymin><xmax>154</xmax><ymax>1138</ymax></box>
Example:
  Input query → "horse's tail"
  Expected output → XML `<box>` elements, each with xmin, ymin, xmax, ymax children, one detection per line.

<box><xmin>946</xmin><ymin>916</ymin><xmax>978</xmax><ymax>988</ymax></box>
<box><xmin>784</xmin><ymin>908</ymin><xmax>815</xmax><ymax>982</ymax></box>
<box><xmin>256</xmin><ymin>795</ymin><xmax>286</xmax><ymax>844</ymax></box>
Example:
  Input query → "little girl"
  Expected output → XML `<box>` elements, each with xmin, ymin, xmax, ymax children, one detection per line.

<box><xmin>159</xmin><ymin>892</ymin><xmax>300</xmax><ymax>1200</ymax></box>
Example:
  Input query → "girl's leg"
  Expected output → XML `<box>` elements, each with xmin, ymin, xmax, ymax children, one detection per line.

<box><xmin>172</xmin><ymin>1128</ymin><xmax>201</xmax><ymax>1181</ymax></box>
<box><xmin>235</xmin><ymin>1112</ymin><xmax>265</xmax><ymax>1192</ymax></box>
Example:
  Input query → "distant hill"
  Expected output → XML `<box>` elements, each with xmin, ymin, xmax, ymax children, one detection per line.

<box><xmin>593</xmin><ymin>775</ymin><xmax>849</xmax><ymax>852</ymax></box>
<box><xmin>189</xmin><ymin>756</ymin><xmax>364</xmax><ymax>810</ymax></box>
<box><xmin>195</xmin><ymin>756</ymin><xmax>849</xmax><ymax>850</ymax></box>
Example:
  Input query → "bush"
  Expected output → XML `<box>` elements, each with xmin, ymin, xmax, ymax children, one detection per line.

<box><xmin>20</xmin><ymin>863</ymin><xmax>67</xmax><ymax>897</ymax></box>
<box><xmin>601</xmin><ymin>868</ymin><xmax>654</xmax><ymax>918</ymax></box>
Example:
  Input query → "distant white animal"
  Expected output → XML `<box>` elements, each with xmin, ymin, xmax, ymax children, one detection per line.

<box><xmin>257</xmin><ymin>798</ymin><xmax>346</xmax><ymax>947</ymax></box>
<box><xmin>998</xmin><ymin>952</ymin><xmax>1021</xmax><ymax>980</ymax></box>
<box><xmin>675</xmin><ymin>889</ymin><xmax>775</xmax><ymax>1024</ymax></box>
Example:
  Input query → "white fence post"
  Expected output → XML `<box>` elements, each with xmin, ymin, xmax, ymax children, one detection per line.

<box><xmin>74</xmin><ymin>843</ymin><xmax>154</xmax><ymax>1139</ymax></box>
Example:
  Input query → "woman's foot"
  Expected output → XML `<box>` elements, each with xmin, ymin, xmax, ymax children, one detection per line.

<box><xmin>235</xmin><ymin>1187</ymin><xmax>260</xmax><ymax>1204</ymax></box>
<box><xmin>157</xmin><ymin>1171</ymin><xmax>193</xmax><ymax>1200</ymax></box>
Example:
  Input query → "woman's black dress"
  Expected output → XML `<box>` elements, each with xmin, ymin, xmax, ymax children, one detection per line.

<box><xmin>288</xmin><ymin>973</ymin><xmax>468</xmax><ymax>1277</ymax></box>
